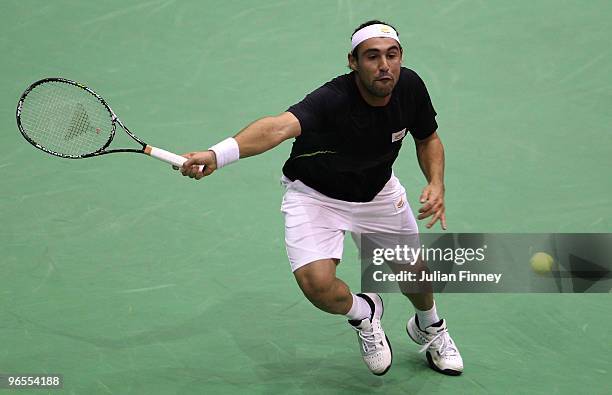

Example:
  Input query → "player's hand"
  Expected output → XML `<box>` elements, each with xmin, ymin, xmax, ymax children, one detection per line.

<box><xmin>417</xmin><ymin>182</ymin><xmax>447</xmax><ymax>230</ymax></box>
<box><xmin>175</xmin><ymin>150</ymin><xmax>217</xmax><ymax>180</ymax></box>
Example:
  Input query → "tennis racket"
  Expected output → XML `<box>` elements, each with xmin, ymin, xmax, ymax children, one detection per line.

<box><xmin>16</xmin><ymin>77</ymin><xmax>203</xmax><ymax>171</ymax></box>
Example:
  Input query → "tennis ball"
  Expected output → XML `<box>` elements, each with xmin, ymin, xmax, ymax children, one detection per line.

<box><xmin>530</xmin><ymin>252</ymin><xmax>555</xmax><ymax>275</ymax></box>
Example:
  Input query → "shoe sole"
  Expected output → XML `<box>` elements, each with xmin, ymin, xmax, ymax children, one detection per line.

<box><xmin>405</xmin><ymin>321</ymin><xmax>462</xmax><ymax>376</ymax></box>
<box><xmin>425</xmin><ymin>351</ymin><xmax>462</xmax><ymax>376</ymax></box>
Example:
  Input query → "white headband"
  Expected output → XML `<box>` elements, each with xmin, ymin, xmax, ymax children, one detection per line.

<box><xmin>351</xmin><ymin>24</ymin><xmax>400</xmax><ymax>51</ymax></box>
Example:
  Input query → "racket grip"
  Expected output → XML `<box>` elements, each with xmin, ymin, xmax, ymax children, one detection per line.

<box><xmin>144</xmin><ymin>146</ymin><xmax>205</xmax><ymax>172</ymax></box>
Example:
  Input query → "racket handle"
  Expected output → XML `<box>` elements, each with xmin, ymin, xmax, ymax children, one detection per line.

<box><xmin>144</xmin><ymin>146</ymin><xmax>205</xmax><ymax>172</ymax></box>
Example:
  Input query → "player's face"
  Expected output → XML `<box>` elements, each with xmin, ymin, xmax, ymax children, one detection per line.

<box><xmin>350</xmin><ymin>37</ymin><xmax>402</xmax><ymax>99</ymax></box>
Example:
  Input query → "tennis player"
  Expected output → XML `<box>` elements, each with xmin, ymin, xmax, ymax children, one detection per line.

<box><xmin>180</xmin><ymin>20</ymin><xmax>463</xmax><ymax>376</ymax></box>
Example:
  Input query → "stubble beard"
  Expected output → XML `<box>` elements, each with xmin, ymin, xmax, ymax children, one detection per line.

<box><xmin>359</xmin><ymin>73</ymin><xmax>394</xmax><ymax>98</ymax></box>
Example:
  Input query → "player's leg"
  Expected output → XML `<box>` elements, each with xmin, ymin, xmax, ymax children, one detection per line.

<box><xmin>293</xmin><ymin>259</ymin><xmax>392</xmax><ymax>375</ymax></box>
<box><xmin>293</xmin><ymin>258</ymin><xmax>352</xmax><ymax>314</ymax></box>
<box><xmin>393</xmin><ymin>259</ymin><xmax>434</xmax><ymax>312</ymax></box>
<box><xmin>397</xmin><ymin>261</ymin><xmax>463</xmax><ymax>375</ymax></box>
<box><xmin>281</xmin><ymin>178</ymin><xmax>392</xmax><ymax>375</ymax></box>
<box><xmin>352</xmin><ymin>174</ymin><xmax>463</xmax><ymax>375</ymax></box>
<box><xmin>281</xmin><ymin>176</ymin><xmax>352</xmax><ymax>313</ymax></box>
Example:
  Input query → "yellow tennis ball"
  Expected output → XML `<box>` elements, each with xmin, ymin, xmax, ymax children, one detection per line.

<box><xmin>530</xmin><ymin>252</ymin><xmax>554</xmax><ymax>275</ymax></box>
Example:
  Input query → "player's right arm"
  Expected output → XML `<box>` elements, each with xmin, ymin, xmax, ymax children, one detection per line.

<box><xmin>180</xmin><ymin>112</ymin><xmax>301</xmax><ymax>179</ymax></box>
<box><xmin>235</xmin><ymin>112</ymin><xmax>301</xmax><ymax>158</ymax></box>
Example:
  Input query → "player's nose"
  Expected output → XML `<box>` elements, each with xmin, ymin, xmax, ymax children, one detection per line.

<box><xmin>379</xmin><ymin>57</ymin><xmax>389</xmax><ymax>72</ymax></box>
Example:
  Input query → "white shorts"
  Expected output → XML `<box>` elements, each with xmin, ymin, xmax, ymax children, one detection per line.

<box><xmin>280</xmin><ymin>174</ymin><xmax>419</xmax><ymax>272</ymax></box>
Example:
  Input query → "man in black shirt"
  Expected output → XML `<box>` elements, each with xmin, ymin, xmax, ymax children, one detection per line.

<box><xmin>180</xmin><ymin>20</ymin><xmax>463</xmax><ymax>376</ymax></box>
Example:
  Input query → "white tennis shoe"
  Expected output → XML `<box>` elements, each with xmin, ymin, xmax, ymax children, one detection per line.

<box><xmin>406</xmin><ymin>316</ymin><xmax>463</xmax><ymax>375</ymax></box>
<box><xmin>349</xmin><ymin>293</ymin><xmax>393</xmax><ymax>376</ymax></box>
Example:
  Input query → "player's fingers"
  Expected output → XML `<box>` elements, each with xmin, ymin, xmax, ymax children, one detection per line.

<box><xmin>178</xmin><ymin>153</ymin><xmax>195</xmax><ymax>170</ymax></box>
<box><xmin>202</xmin><ymin>166</ymin><xmax>214</xmax><ymax>177</ymax></box>
<box><xmin>426</xmin><ymin>211</ymin><xmax>442</xmax><ymax>228</ymax></box>
<box><xmin>183</xmin><ymin>163</ymin><xmax>196</xmax><ymax>177</ymax></box>
<box><xmin>181</xmin><ymin>163</ymin><xmax>194</xmax><ymax>176</ymax></box>
<box><xmin>421</xmin><ymin>197</ymin><xmax>442</xmax><ymax>212</ymax></box>
<box><xmin>182</xmin><ymin>158</ymin><xmax>196</xmax><ymax>169</ymax></box>
<box><xmin>419</xmin><ymin>186</ymin><xmax>431</xmax><ymax>203</ymax></box>
<box><xmin>417</xmin><ymin>208</ymin><xmax>434</xmax><ymax>220</ymax></box>
<box><xmin>181</xmin><ymin>153</ymin><xmax>214</xmax><ymax>179</ymax></box>
<box><xmin>419</xmin><ymin>201</ymin><xmax>443</xmax><ymax>219</ymax></box>
<box><xmin>419</xmin><ymin>202</ymin><xmax>433</xmax><ymax>213</ymax></box>
<box><xmin>441</xmin><ymin>212</ymin><xmax>447</xmax><ymax>230</ymax></box>
<box><xmin>192</xmin><ymin>164</ymin><xmax>207</xmax><ymax>179</ymax></box>
<box><xmin>196</xmin><ymin>164</ymin><xmax>209</xmax><ymax>179</ymax></box>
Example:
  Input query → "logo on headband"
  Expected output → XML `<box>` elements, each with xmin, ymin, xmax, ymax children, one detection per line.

<box><xmin>350</xmin><ymin>23</ymin><xmax>400</xmax><ymax>51</ymax></box>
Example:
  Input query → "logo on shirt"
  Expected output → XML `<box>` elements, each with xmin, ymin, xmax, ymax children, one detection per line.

<box><xmin>396</xmin><ymin>196</ymin><xmax>405</xmax><ymax>209</ymax></box>
<box><xmin>391</xmin><ymin>128</ymin><xmax>407</xmax><ymax>142</ymax></box>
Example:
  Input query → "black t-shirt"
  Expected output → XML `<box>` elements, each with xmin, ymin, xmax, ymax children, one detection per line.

<box><xmin>283</xmin><ymin>67</ymin><xmax>437</xmax><ymax>202</ymax></box>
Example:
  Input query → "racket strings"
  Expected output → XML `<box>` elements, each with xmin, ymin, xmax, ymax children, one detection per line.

<box><xmin>66</xmin><ymin>103</ymin><xmax>92</xmax><ymax>141</ymax></box>
<box><xmin>19</xmin><ymin>81</ymin><xmax>113</xmax><ymax>157</ymax></box>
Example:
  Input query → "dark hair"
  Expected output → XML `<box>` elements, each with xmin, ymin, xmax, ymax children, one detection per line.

<box><xmin>350</xmin><ymin>20</ymin><xmax>402</xmax><ymax>60</ymax></box>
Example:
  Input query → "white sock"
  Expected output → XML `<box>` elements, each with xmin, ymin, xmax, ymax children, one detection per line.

<box><xmin>415</xmin><ymin>301</ymin><xmax>440</xmax><ymax>329</ymax></box>
<box><xmin>345</xmin><ymin>293</ymin><xmax>371</xmax><ymax>321</ymax></box>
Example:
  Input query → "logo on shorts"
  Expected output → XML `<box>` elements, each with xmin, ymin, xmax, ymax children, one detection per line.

<box><xmin>396</xmin><ymin>196</ymin><xmax>405</xmax><ymax>209</ymax></box>
<box><xmin>391</xmin><ymin>128</ymin><xmax>406</xmax><ymax>142</ymax></box>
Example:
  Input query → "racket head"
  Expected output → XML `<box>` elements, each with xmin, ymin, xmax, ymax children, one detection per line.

<box><xmin>16</xmin><ymin>78</ymin><xmax>116</xmax><ymax>159</ymax></box>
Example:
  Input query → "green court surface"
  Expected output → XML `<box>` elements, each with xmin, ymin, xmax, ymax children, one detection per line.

<box><xmin>1</xmin><ymin>1</ymin><xmax>610</xmax><ymax>394</ymax></box>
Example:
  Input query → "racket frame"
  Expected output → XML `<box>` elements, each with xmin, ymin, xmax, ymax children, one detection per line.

<box><xmin>16</xmin><ymin>77</ymin><xmax>201</xmax><ymax>170</ymax></box>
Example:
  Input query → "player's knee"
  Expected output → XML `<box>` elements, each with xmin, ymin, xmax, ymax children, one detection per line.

<box><xmin>297</xmin><ymin>274</ymin><xmax>335</xmax><ymax>299</ymax></box>
<box><xmin>294</xmin><ymin>268</ymin><xmax>336</xmax><ymax>300</ymax></box>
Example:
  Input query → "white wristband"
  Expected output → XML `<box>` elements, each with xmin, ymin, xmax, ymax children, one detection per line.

<box><xmin>209</xmin><ymin>137</ymin><xmax>240</xmax><ymax>169</ymax></box>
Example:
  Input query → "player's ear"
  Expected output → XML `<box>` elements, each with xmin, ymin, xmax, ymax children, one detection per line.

<box><xmin>348</xmin><ymin>52</ymin><xmax>357</xmax><ymax>71</ymax></box>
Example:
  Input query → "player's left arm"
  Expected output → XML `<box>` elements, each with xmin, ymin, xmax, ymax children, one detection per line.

<box><xmin>414</xmin><ymin>131</ymin><xmax>447</xmax><ymax>230</ymax></box>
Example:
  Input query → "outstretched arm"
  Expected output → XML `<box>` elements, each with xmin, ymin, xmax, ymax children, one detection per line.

<box><xmin>180</xmin><ymin>112</ymin><xmax>301</xmax><ymax>179</ymax></box>
<box><xmin>414</xmin><ymin>131</ymin><xmax>447</xmax><ymax>230</ymax></box>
